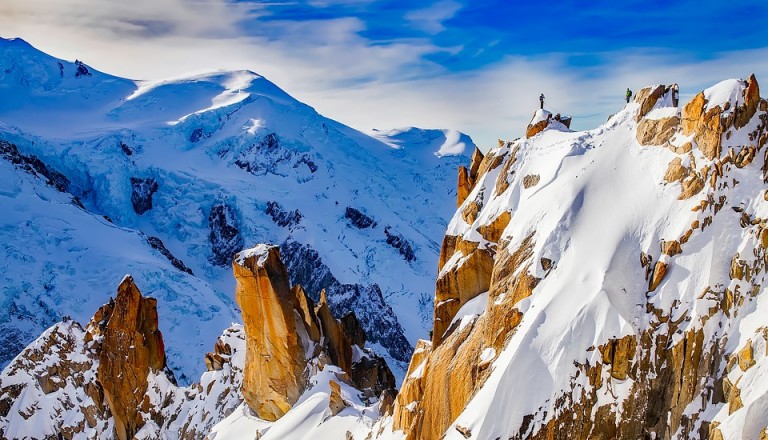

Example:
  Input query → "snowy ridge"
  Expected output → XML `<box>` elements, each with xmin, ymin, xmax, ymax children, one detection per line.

<box><xmin>0</xmin><ymin>317</ymin><xmax>246</xmax><ymax>439</ymax></box>
<box><xmin>0</xmin><ymin>274</ymin><xmax>397</xmax><ymax>440</ymax></box>
<box><xmin>432</xmin><ymin>78</ymin><xmax>768</xmax><ymax>439</ymax></box>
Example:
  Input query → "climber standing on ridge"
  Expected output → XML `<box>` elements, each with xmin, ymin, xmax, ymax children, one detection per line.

<box><xmin>626</xmin><ymin>88</ymin><xmax>633</xmax><ymax>103</ymax></box>
<box><xmin>539</xmin><ymin>93</ymin><xmax>545</xmax><ymax>109</ymax></box>
<box><xmin>672</xmin><ymin>84</ymin><xmax>680</xmax><ymax>107</ymax></box>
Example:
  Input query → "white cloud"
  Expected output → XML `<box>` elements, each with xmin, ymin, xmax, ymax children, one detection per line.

<box><xmin>404</xmin><ymin>1</ymin><xmax>463</xmax><ymax>35</ymax></box>
<box><xmin>1</xmin><ymin>0</ymin><xmax>768</xmax><ymax>151</ymax></box>
<box><xmin>302</xmin><ymin>49</ymin><xmax>768</xmax><ymax>149</ymax></box>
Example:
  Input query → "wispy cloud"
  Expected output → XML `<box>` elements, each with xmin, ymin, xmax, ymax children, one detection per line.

<box><xmin>1</xmin><ymin>0</ymin><xmax>768</xmax><ymax>149</ymax></box>
<box><xmin>405</xmin><ymin>1</ymin><xmax>462</xmax><ymax>35</ymax></box>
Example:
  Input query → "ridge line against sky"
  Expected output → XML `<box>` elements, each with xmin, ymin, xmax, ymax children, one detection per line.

<box><xmin>2</xmin><ymin>0</ymin><xmax>768</xmax><ymax>148</ymax></box>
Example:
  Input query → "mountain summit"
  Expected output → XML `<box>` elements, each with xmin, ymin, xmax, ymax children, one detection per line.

<box><xmin>0</xmin><ymin>37</ymin><xmax>472</xmax><ymax>385</ymax></box>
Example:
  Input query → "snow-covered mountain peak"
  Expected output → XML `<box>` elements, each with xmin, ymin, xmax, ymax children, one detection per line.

<box><xmin>0</xmin><ymin>37</ymin><xmax>474</xmax><ymax>392</ymax></box>
<box><xmin>0</xmin><ymin>36</ymin><xmax>127</xmax><ymax>92</ymax></box>
<box><xmin>370</xmin><ymin>127</ymin><xmax>472</xmax><ymax>158</ymax></box>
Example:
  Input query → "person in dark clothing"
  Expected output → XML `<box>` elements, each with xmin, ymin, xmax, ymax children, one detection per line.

<box><xmin>626</xmin><ymin>88</ymin><xmax>633</xmax><ymax>103</ymax></box>
<box><xmin>672</xmin><ymin>84</ymin><xmax>680</xmax><ymax>107</ymax></box>
<box><xmin>539</xmin><ymin>93</ymin><xmax>545</xmax><ymax>109</ymax></box>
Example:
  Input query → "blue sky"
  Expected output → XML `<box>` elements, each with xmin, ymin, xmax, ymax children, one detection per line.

<box><xmin>242</xmin><ymin>0</ymin><xmax>768</xmax><ymax>63</ymax></box>
<box><xmin>2</xmin><ymin>0</ymin><xmax>768</xmax><ymax>147</ymax></box>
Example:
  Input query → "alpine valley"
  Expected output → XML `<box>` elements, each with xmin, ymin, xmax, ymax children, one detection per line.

<box><xmin>2</xmin><ymin>37</ymin><xmax>768</xmax><ymax>440</ymax></box>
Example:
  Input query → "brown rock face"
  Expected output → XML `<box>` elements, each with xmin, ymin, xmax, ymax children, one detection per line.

<box><xmin>735</xmin><ymin>74</ymin><xmax>760</xmax><ymax>129</ymax></box>
<box><xmin>291</xmin><ymin>285</ymin><xmax>321</xmax><ymax>343</ymax></box>
<box><xmin>663</xmin><ymin>157</ymin><xmax>688</xmax><ymax>183</ymax></box>
<box><xmin>457</xmin><ymin>166</ymin><xmax>472</xmax><ymax>207</ymax></box>
<box><xmin>522</xmin><ymin>174</ymin><xmax>540</xmax><ymax>188</ymax></box>
<box><xmin>677</xmin><ymin>76</ymin><xmax>760</xmax><ymax>162</ymax></box>
<box><xmin>233</xmin><ymin>245</ymin><xmax>397</xmax><ymax>420</ymax></box>
<box><xmin>468</xmin><ymin>146</ymin><xmax>484</xmax><ymax>180</ymax></box>
<box><xmin>648</xmin><ymin>261</ymin><xmax>668</xmax><ymax>291</ymax></box>
<box><xmin>526</xmin><ymin>119</ymin><xmax>549</xmax><ymax>138</ymax></box>
<box><xmin>395</xmin><ymin>236</ymin><xmax>537</xmax><ymax>440</ymax></box>
<box><xmin>316</xmin><ymin>290</ymin><xmax>354</xmax><ymax>374</ymax></box>
<box><xmin>636</xmin><ymin>116</ymin><xmax>680</xmax><ymax>146</ymax></box>
<box><xmin>328</xmin><ymin>380</ymin><xmax>347</xmax><ymax>416</ymax></box>
<box><xmin>97</xmin><ymin>276</ymin><xmax>166</xmax><ymax>440</ymax></box>
<box><xmin>233</xmin><ymin>245</ymin><xmax>308</xmax><ymax>421</ymax></box>
<box><xmin>432</xmin><ymin>240</ymin><xmax>494</xmax><ymax>344</ymax></box>
<box><xmin>599</xmin><ymin>335</ymin><xmax>637</xmax><ymax>380</ymax></box>
<box><xmin>634</xmin><ymin>84</ymin><xmax>666</xmax><ymax>121</ymax></box>
<box><xmin>476</xmin><ymin>211</ymin><xmax>511</xmax><ymax>243</ymax></box>
<box><xmin>633</xmin><ymin>84</ymin><xmax>682</xmax><ymax>146</ymax></box>
<box><xmin>457</xmin><ymin>147</ymin><xmax>488</xmax><ymax>207</ymax></box>
<box><xmin>685</xmin><ymin>91</ymin><xmax>728</xmax><ymax>160</ymax></box>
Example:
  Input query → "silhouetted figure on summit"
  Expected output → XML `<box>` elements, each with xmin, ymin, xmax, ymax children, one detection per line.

<box><xmin>672</xmin><ymin>84</ymin><xmax>679</xmax><ymax>107</ymax></box>
<box><xmin>626</xmin><ymin>88</ymin><xmax>633</xmax><ymax>103</ymax></box>
<box><xmin>539</xmin><ymin>93</ymin><xmax>545</xmax><ymax>109</ymax></box>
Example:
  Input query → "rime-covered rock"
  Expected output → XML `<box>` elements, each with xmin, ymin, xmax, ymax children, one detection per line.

<box><xmin>130</xmin><ymin>177</ymin><xmax>158</xmax><ymax>215</ymax></box>
<box><xmin>345</xmin><ymin>207</ymin><xmax>377</xmax><ymax>229</ymax></box>
<box><xmin>209</xmin><ymin>203</ymin><xmax>243</xmax><ymax>266</ymax></box>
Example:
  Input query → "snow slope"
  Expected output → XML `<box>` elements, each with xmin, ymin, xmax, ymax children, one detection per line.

<box><xmin>0</xmin><ymin>37</ymin><xmax>472</xmax><ymax>382</ymax></box>
<box><xmin>432</xmin><ymin>79</ymin><xmax>768</xmax><ymax>439</ymax></box>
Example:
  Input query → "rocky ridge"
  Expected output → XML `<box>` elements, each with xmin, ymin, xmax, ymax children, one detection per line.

<box><xmin>233</xmin><ymin>244</ymin><xmax>395</xmax><ymax>422</ymax></box>
<box><xmin>0</xmin><ymin>245</ymin><xmax>395</xmax><ymax>439</ymax></box>
<box><xmin>388</xmin><ymin>75</ymin><xmax>768</xmax><ymax>440</ymax></box>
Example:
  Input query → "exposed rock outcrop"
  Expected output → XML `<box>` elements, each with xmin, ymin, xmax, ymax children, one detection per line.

<box><xmin>457</xmin><ymin>166</ymin><xmax>472</xmax><ymax>207</ymax></box>
<box><xmin>636</xmin><ymin>115</ymin><xmax>680</xmax><ymax>146</ymax></box>
<box><xmin>96</xmin><ymin>275</ymin><xmax>166</xmax><ymax>440</ymax></box>
<box><xmin>129</xmin><ymin>177</ymin><xmax>159</xmax><ymax>215</ymax></box>
<box><xmin>146</xmin><ymin>236</ymin><xmax>194</xmax><ymax>275</ymax></box>
<box><xmin>457</xmin><ymin>147</ymin><xmax>486</xmax><ymax>207</ymax></box>
<box><xmin>526</xmin><ymin>110</ymin><xmax>551</xmax><ymax>138</ymax></box>
<box><xmin>0</xmin><ymin>140</ymin><xmax>72</xmax><ymax>195</ymax></box>
<box><xmin>328</xmin><ymin>380</ymin><xmax>348</xmax><ymax>416</ymax></box>
<box><xmin>233</xmin><ymin>245</ymin><xmax>308</xmax><ymax>421</ymax></box>
<box><xmin>432</xmin><ymin>239</ymin><xmax>494</xmax><ymax>345</ymax></box>
<box><xmin>634</xmin><ymin>84</ymin><xmax>666</xmax><ymax>121</ymax></box>
<box><xmin>209</xmin><ymin>203</ymin><xmax>243</xmax><ymax>266</ymax></box>
<box><xmin>233</xmin><ymin>244</ymin><xmax>397</xmax><ymax>421</ymax></box>
<box><xmin>345</xmin><ymin>207</ymin><xmax>377</xmax><ymax>229</ymax></box>
<box><xmin>265</xmin><ymin>201</ymin><xmax>303</xmax><ymax>228</ymax></box>
<box><xmin>384</xmin><ymin>226</ymin><xmax>416</xmax><ymax>262</ymax></box>
<box><xmin>680</xmin><ymin>76</ymin><xmax>762</xmax><ymax>160</ymax></box>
